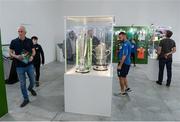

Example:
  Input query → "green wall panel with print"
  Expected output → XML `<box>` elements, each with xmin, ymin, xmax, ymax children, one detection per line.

<box><xmin>113</xmin><ymin>26</ymin><xmax>151</xmax><ymax>64</ymax></box>
<box><xmin>0</xmin><ymin>29</ymin><xmax>8</xmax><ymax>118</ymax></box>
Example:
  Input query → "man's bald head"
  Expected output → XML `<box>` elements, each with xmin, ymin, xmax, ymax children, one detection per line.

<box><xmin>17</xmin><ymin>25</ymin><xmax>27</xmax><ymax>40</ymax></box>
<box><xmin>17</xmin><ymin>25</ymin><xmax>27</xmax><ymax>33</ymax></box>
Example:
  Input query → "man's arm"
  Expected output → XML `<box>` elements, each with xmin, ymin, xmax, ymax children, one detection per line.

<box><xmin>172</xmin><ymin>47</ymin><xmax>176</xmax><ymax>53</ymax></box>
<box><xmin>157</xmin><ymin>46</ymin><xmax>162</xmax><ymax>55</ymax></box>
<box><xmin>118</xmin><ymin>55</ymin><xmax>126</xmax><ymax>69</ymax></box>
<box><xmin>9</xmin><ymin>49</ymin><xmax>23</xmax><ymax>60</ymax></box>
<box><xmin>165</xmin><ymin>47</ymin><xmax>176</xmax><ymax>57</ymax></box>
<box><xmin>118</xmin><ymin>44</ymin><xmax>128</xmax><ymax>69</ymax></box>
<box><xmin>29</xmin><ymin>48</ymin><xmax>36</xmax><ymax>62</ymax></box>
<box><xmin>40</xmin><ymin>45</ymin><xmax>45</xmax><ymax>64</ymax></box>
<box><xmin>157</xmin><ymin>39</ymin><xmax>163</xmax><ymax>56</ymax></box>
<box><xmin>9</xmin><ymin>49</ymin><xmax>16</xmax><ymax>58</ymax></box>
<box><xmin>30</xmin><ymin>39</ymin><xmax>36</xmax><ymax>58</ymax></box>
<box><xmin>31</xmin><ymin>48</ymin><xmax>36</xmax><ymax>57</ymax></box>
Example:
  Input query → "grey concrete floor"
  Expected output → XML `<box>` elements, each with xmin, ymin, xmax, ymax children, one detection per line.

<box><xmin>0</xmin><ymin>61</ymin><xmax>180</xmax><ymax>121</ymax></box>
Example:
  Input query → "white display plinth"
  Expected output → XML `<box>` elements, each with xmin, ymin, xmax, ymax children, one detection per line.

<box><xmin>146</xmin><ymin>57</ymin><xmax>167</xmax><ymax>81</ymax></box>
<box><xmin>64</xmin><ymin>66</ymin><xmax>113</xmax><ymax>117</ymax></box>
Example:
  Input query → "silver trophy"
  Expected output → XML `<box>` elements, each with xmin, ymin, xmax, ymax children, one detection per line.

<box><xmin>93</xmin><ymin>42</ymin><xmax>110</xmax><ymax>71</ymax></box>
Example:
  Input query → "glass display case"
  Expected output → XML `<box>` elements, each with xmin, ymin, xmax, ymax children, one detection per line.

<box><xmin>2</xmin><ymin>44</ymin><xmax>10</xmax><ymax>58</ymax></box>
<box><xmin>64</xmin><ymin>17</ymin><xmax>114</xmax><ymax>116</ymax></box>
<box><xmin>64</xmin><ymin>16</ymin><xmax>114</xmax><ymax>73</ymax></box>
<box><xmin>2</xmin><ymin>44</ymin><xmax>11</xmax><ymax>81</ymax></box>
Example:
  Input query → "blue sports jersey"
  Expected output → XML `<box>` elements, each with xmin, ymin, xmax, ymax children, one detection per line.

<box><xmin>119</xmin><ymin>40</ymin><xmax>132</xmax><ymax>65</ymax></box>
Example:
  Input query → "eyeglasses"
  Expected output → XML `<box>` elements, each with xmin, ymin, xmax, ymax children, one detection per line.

<box><xmin>18</xmin><ymin>31</ymin><xmax>23</xmax><ymax>33</ymax></box>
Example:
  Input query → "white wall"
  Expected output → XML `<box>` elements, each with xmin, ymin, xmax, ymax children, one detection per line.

<box><xmin>57</xmin><ymin>0</ymin><xmax>180</xmax><ymax>63</ymax></box>
<box><xmin>0</xmin><ymin>0</ymin><xmax>59</xmax><ymax>64</ymax></box>
<box><xmin>1</xmin><ymin>0</ymin><xmax>180</xmax><ymax>63</ymax></box>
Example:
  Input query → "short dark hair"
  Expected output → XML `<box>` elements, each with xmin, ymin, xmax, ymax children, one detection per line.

<box><xmin>31</xmin><ymin>36</ymin><xmax>38</xmax><ymax>40</ymax></box>
<box><xmin>166</xmin><ymin>30</ymin><xmax>173</xmax><ymax>38</ymax></box>
<box><xmin>119</xmin><ymin>32</ymin><xmax>126</xmax><ymax>36</ymax></box>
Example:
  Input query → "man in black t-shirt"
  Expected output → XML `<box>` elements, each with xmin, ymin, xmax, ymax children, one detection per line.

<box><xmin>9</xmin><ymin>26</ymin><xmax>37</xmax><ymax>107</ymax></box>
<box><xmin>156</xmin><ymin>30</ymin><xmax>176</xmax><ymax>87</ymax></box>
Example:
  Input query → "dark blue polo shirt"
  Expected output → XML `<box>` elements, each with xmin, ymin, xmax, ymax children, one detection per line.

<box><xmin>131</xmin><ymin>42</ymin><xmax>137</xmax><ymax>54</ymax></box>
<box><xmin>9</xmin><ymin>37</ymin><xmax>34</xmax><ymax>67</ymax></box>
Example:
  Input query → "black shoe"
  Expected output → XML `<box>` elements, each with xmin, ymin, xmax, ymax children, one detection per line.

<box><xmin>125</xmin><ymin>88</ymin><xmax>132</xmax><ymax>92</ymax></box>
<box><xmin>120</xmin><ymin>92</ymin><xmax>128</xmax><ymax>96</ymax></box>
<box><xmin>20</xmin><ymin>100</ymin><xmax>29</xmax><ymax>107</ymax></box>
<box><xmin>156</xmin><ymin>81</ymin><xmax>162</xmax><ymax>85</ymax></box>
<box><xmin>166</xmin><ymin>84</ymin><xmax>170</xmax><ymax>87</ymax></box>
<box><xmin>28</xmin><ymin>89</ymin><xmax>37</xmax><ymax>96</ymax></box>
<box><xmin>114</xmin><ymin>92</ymin><xmax>128</xmax><ymax>96</ymax></box>
<box><xmin>36</xmin><ymin>82</ymin><xmax>39</xmax><ymax>87</ymax></box>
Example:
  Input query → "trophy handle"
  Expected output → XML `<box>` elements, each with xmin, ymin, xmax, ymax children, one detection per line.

<box><xmin>92</xmin><ymin>49</ymin><xmax>97</xmax><ymax>58</ymax></box>
<box><xmin>105</xmin><ymin>49</ymin><xmax>111</xmax><ymax>57</ymax></box>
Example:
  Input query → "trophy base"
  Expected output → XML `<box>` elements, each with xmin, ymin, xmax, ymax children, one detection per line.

<box><xmin>75</xmin><ymin>69</ymin><xmax>90</xmax><ymax>73</ymax></box>
<box><xmin>93</xmin><ymin>65</ymin><xmax>108</xmax><ymax>71</ymax></box>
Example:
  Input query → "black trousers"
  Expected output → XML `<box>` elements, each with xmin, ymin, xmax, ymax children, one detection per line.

<box><xmin>6</xmin><ymin>59</ymin><xmax>19</xmax><ymax>84</ymax></box>
<box><xmin>158</xmin><ymin>58</ymin><xmax>172</xmax><ymax>85</ymax></box>
<box><xmin>131</xmin><ymin>53</ymin><xmax>136</xmax><ymax>65</ymax></box>
<box><xmin>34</xmin><ymin>64</ymin><xmax>40</xmax><ymax>82</ymax></box>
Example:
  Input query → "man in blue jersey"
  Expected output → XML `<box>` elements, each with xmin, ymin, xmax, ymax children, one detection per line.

<box><xmin>117</xmin><ymin>32</ymin><xmax>132</xmax><ymax>96</ymax></box>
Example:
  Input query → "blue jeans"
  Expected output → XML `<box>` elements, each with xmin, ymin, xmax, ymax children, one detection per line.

<box><xmin>16</xmin><ymin>64</ymin><xmax>35</xmax><ymax>100</ymax></box>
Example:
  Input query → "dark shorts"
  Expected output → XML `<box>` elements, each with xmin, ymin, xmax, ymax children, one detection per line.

<box><xmin>117</xmin><ymin>63</ymin><xmax>130</xmax><ymax>78</ymax></box>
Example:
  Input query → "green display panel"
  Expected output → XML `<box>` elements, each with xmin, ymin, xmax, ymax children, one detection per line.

<box><xmin>0</xmin><ymin>29</ymin><xmax>8</xmax><ymax>117</ymax></box>
<box><xmin>113</xmin><ymin>26</ymin><xmax>151</xmax><ymax>64</ymax></box>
